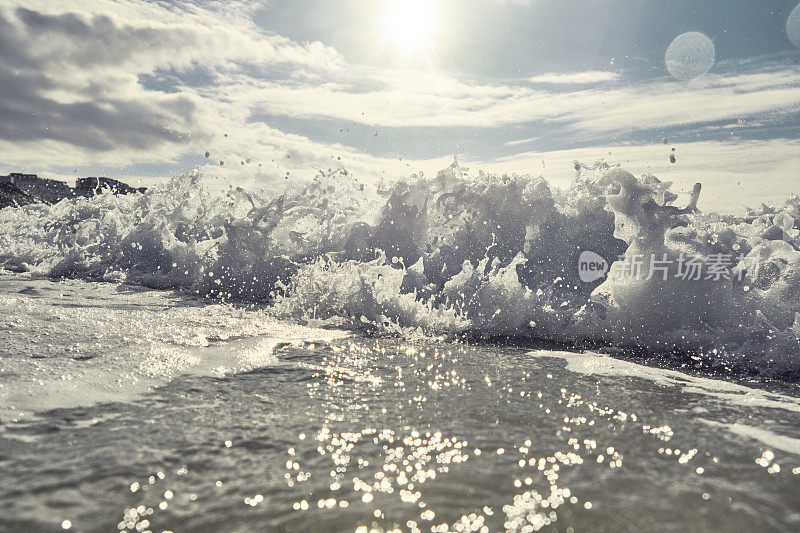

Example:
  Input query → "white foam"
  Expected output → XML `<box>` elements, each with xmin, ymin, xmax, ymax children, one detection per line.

<box><xmin>700</xmin><ymin>420</ymin><xmax>800</xmax><ymax>456</ymax></box>
<box><xmin>1</xmin><ymin>161</ymin><xmax>799</xmax><ymax>377</ymax></box>
<box><xmin>527</xmin><ymin>349</ymin><xmax>800</xmax><ymax>413</ymax></box>
<box><xmin>0</xmin><ymin>276</ymin><xmax>346</xmax><ymax>420</ymax></box>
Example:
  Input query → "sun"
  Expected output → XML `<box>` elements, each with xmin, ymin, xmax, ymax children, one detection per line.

<box><xmin>380</xmin><ymin>0</ymin><xmax>438</xmax><ymax>58</ymax></box>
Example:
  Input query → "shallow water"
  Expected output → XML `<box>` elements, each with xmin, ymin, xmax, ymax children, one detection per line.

<box><xmin>2</xmin><ymin>277</ymin><xmax>800</xmax><ymax>533</ymax></box>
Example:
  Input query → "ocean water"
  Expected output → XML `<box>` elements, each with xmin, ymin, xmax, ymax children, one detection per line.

<box><xmin>2</xmin><ymin>163</ymin><xmax>800</xmax><ymax>532</ymax></box>
<box><xmin>2</xmin><ymin>276</ymin><xmax>800</xmax><ymax>532</ymax></box>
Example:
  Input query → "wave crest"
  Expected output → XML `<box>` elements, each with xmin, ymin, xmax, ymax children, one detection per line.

<box><xmin>2</xmin><ymin>160</ymin><xmax>799</xmax><ymax>377</ymax></box>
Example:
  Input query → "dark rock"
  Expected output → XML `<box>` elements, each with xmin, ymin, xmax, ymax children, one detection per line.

<box><xmin>1</xmin><ymin>173</ymin><xmax>74</xmax><ymax>204</ymax></box>
<box><xmin>0</xmin><ymin>182</ymin><xmax>35</xmax><ymax>208</ymax></box>
<box><xmin>75</xmin><ymin>177</ymin><xmax>147</xmax><ymax>197</ymax></box>
<box><xmin>1</xmin><ymin>173</ymin><xmax>146</xmax><ymax>207</ymax></box>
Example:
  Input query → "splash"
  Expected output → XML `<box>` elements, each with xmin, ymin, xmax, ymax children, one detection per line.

<box><xmin>1</xmin><ymin>160</ymin><xmax>799</xmax><ymax>377</ymax></box>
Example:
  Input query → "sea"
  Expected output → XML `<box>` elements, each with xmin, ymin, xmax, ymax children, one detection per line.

<box><xmin>1</xmin><ymin>161</ymin><xmax>799</xmax><ymax>532</ymax></box>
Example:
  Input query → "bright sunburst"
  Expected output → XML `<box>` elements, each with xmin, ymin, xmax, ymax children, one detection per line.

<box><xmin>380</xmin><ymin>0</ymin><xmax>438</xmax><ymax>59</ymax></box>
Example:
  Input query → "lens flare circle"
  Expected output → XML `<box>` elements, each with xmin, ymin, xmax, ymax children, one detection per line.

<box><xmin>788</xmin><ymin>2</ymin><xmax>800</xmax><ymax>48</ymax></box>
<box><xmin>665</xmin><ymin>32</ymin><xmax>715</xmax><ymax>81</ymax></box>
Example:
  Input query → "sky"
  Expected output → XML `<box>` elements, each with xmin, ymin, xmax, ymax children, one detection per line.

<box><xmin>1</xmin><ymin>0</ymin><xmax>800</xmax><ymax>213</ymax></box>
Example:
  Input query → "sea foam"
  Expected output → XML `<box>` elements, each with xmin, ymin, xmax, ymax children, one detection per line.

<box><xmin>1</xmin><ymin>160</ymin><xmax>798</xmax><ymax>377</ymax></box>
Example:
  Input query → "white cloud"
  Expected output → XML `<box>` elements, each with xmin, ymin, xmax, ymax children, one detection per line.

<box><xmin>1</xmin><ymin>0</ymin><xmax>799</xmax><ymax>210</ymax></box>
<box><xmin>0</xmin><ymin>0</ymin><xmax>346</xmax><ymax>175</ymax></box>
<box><xmin>201</xmin><ymin>61</ymin><xmax>800</xmax><ymax>135</ymax></box>
<box><xmin>504</xmin><ymin>137</ymin><xmax>540</xmax><ymax>147</ymax></box>
<box><xmin>528</xmin><ymin>71</ymin><xmax>620</xmax><ymax>84</ymax></box>
<box><xmin>475</xmin><ymin>139</ymin><xmax>800</xmax><ymax>214</ymax></box>
<box><xmin>491</xmin><ymin>0</ymin><xmax>533</xmax><ymax>5</ymax></box>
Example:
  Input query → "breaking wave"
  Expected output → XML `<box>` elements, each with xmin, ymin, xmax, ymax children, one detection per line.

<box><xmin>2</xmin><ymin>160</ymin><xmax>799</xmax><ymax>378</ymax></box>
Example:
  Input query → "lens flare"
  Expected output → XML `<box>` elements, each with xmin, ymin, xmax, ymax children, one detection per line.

<box><xmin>665</xmin><ymin>32</ymin><xmax>715</xmax><ymax>81</ymax></box>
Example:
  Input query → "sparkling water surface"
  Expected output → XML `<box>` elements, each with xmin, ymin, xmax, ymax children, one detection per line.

<box><xmin>1</xmin><ymin>277</ymin><xmax>800</xmax><ymax>533</ymax></box>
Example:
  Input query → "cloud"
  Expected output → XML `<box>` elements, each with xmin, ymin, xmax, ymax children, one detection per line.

<box><xmin>504</xmin><ymin>137</ymin><xmax>540</xmax><ymax>147</ymax></box>
<box><xmin>0</xmin><ymin>1</ymin><xmax>344</xmax><ymax>171</ymax></box>
<box><xmin>475</xmin><ymin>138</ymin><xmax>800</xmax><ymax>214</ymax></box>
<box><xmin>528</xmin><ymin>71</ymin><xmax>620</xmax><ymax>84</ymax></box>
<box><xmin>491</xmin><ymin>0</ymin><xmax>533</xmax><ymax>5</ymax></box>
<box><xmin>1</xmin><ymin>0</ymin><xmax>799</xmax><ymax>207</ymax></box>
<box><xmin>199</xmin><ymin>59</ymin><xmax>800</xmax><ymax>137</ymax></box>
